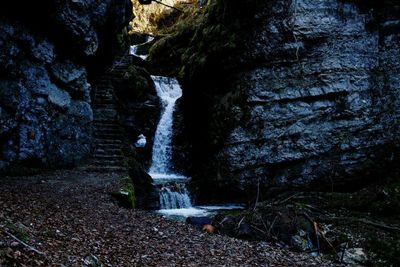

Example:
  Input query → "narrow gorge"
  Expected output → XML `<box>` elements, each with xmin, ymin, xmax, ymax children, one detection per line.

<box><xmin>1</xmin><ymin>0</ymin><xmax>400</xmax><ymax>266</ymax></box>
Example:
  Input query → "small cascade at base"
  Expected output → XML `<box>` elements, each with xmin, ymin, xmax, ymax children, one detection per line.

<box><xmin>159</xmin><ymin>182</ymin><xmax>192</xmax><ymax>209</ymax></box>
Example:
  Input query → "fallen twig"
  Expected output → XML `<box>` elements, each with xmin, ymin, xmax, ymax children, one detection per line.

<box><xmin>322</xmin><ymin>216</ymin><xmax>400</xmax><ymax>232</ymax></box>
<box><xmin>268</xmin><ymin>215</ymin><xmax>279</xmax><ymax>236</ymax></box>
<box><xmin>153</xmin><ymin>0</ymin><xmax>183</xmax><ymax>12</ymax></box>
<box><xmin>317</xmin><ymin>228</ymin><xmax>337</xmax><ymax>254</ymax></box>
<box><xmin>253</xmin><ymin>177</ymin><xmax>260</xmax><ymax>211</ymax></box>
<box><xmin>276</xmin><ymin>192</ymin><xmax>302</xmax><ymax>205</ymax></box>
<box><xmin>313</xmin><ymin>222</ymin><xmax>320</xmax><ymax>254</ymax></box>
<box><xmin>358</xmin><ymin>218</ymin><xmax>400</xmax><ymax>232</ymax></box>
<box><xmin>340</xmin><ymin>242</ymin><xmax>348</xmax><ymax>263</ymax></box>
<box><xmin>250</xmin><ymin>224</ymin><xmax>267</xmax><ymax>235</ymax></box>
<box><xmin>4</xmin><ymin>230</ymin><xmax>45</xmax><ymax>256</ymax></box>
<box><xmin>236</xmin><ymin>216</ymin><xmax>246</xmax><ymax>230</ymax></box>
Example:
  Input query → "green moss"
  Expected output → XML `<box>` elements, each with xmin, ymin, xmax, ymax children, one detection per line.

<box><xmin>111</xmin><ymin>177</ymin><xmax>136</xmax><ymax>209</ymax></box>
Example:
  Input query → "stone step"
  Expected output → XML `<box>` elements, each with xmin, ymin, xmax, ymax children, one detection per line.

<box><xmin>93</xmin><ymin>105</ymin><xmax>116</xmax><ymax>109</ymax></box>
<box><xmin>93</xmin><ymin>117</ymin><xmax>118</xmax><ymax>122</ymax></box>
<box><xmin>94</xmin><ymin>148</ymin><xmax>122</xmax><ymax>155</ymax></box>
<box><xmin>93</xmin><ymin>121</ymin><xmax>121</xmax><ymax>126</ymax></box>
<box><xmin>95</xmin><ymin>147</ymin><xmax>122</xmax><ymax>153</ymax></box>
<box><xmin>95</xmin><ymin>97</ymin><xmax>115</xmax><ymax>101</ymax></box>
<box><xmin>95</xmin><ymin>86</ymin><xmax>112</xmax><ymax>90</ymax></box>
<box><xmin>96</xmin><ymin>92</ymin><xmax>113</xmax><ymax>96</ymax></box>
<box><xmin>93</xmin><ymin>119</ymin><xmax>120</xmax><ymax>124</ymax></box>
<box><xmin>97</xmin><ymin>79</ymin><xmax>112</xmax><ymax>83</ymax></box>
<box><xmin>95</xmin><ymin>88</ymin><xmax>112</xmax><ymax>92</ymax></box>
<box><xmin>93</xmin><ymin>122</ymin><xmax>120</xmax><ymax>126</ymax></box>
<box><xmin>85</xmin><ymin>166</ymin><xmax>127</xmax><ymax>173</ymax></box>
<box><xmin>91</xmin><ymin>160</ymin><xmax>125</xmax><ymax>167</ymax></box>
<box><xmin>95</xmin><ymin>96</ymin><xmax>113</xmax><ymax>101</ymax></box>
<box><xmin>96</xmin><ymin>84</ymin><xmax>112</xmax><ymax>88</ymax></box>
<box><xmin>95</xmin><ymin>145</ymin><xmax>122</xmax><ymax>150</ymax></box>
<box><xmin>94</xmin><ymin>100</ymin><xmax>114</xmax><ymax>105</ymax></box>
<box><xmin>94</xmin><ymin>135</ymin><xmax>124</xmax><ymax>140</ymax></box>
<box><xmin>93</xmin><ymin>102</ymin><xmax>115</xmax><ymax>105</ymax></box>
<box><xmin>94</xmin><ymin>130</ymin><xmax>123</xmax><ymax>136</ymax></box>
<box><xmin>93</xmin><ymin>125</ymin><xmax>122</xmax><ymax>130</ymax></box>
<box><xmin>95</xmin><ymin>97</ymin><xmax>113</xmax><ymax>101</ymax></box>
<box><xmin>94</xmin><ymin>154</ymin><xmax>124</xmax><ymax>160</ymax></box>
<box><xmin>95</xmin><ymin>100</ymin><xmax>114</xmax><ymax>105</ymax></box>
<box><xmin>95</xmin><ymin>139</ymin><xmax>122</xmax><ymax>144</ymax></box>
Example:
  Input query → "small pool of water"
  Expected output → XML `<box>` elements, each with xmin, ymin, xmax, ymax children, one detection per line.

<box><xmin>157</xmin><ymin>204</ymin><xmax>245</xmax><ymax>221</ymax></box>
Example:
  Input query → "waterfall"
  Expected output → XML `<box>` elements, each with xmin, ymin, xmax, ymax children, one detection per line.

<box><xmin>159</xmin><ymin>184</ymin><xmax>192</xmax><ymax>209</ymax></box>
<box><xmin>144</xmin><ymin>43</ymin><xmax>243</xmax><ymax>218</ymax></box>
<box><xmin>130</xmin><ymin>36</ymin><xmax>154</xmax><ymax>60</ymax></box>
<box><xmin>149</xmin><ymin>76</ymin><xmax>191</xmax><ymax>210</ymax></box>
<box><xmin>149</xmin><ymin>76</ymin><xmax>184</xmax><ymax>178</ymax></box>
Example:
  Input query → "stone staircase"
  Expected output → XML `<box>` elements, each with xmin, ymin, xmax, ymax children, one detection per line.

<box><xmin>84</xmin><ymin>56</ymin><xmax>134</xmax><ymax>173</ymax></box>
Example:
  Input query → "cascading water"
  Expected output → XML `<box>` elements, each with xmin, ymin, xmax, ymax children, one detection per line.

<box><xmin>130</xmin><ymin>36</ymin><xmax>154</xmax><ymax>60</ymax></box>
<box><xmin>133</xmin><ymin>36</ymin><xmax>244</xmax><ymax>218</ymax></box>
<box><xmin>149</xmin><ymin>76</ymin><xmax>182</xmax><ymax>177</ymax></box>
<box><xmin>149</xmin><ymin>76</ymin><xmax>192</xmax><ymax>210</ymax></box>
<box><xmin>159</xmin><ymin>184</ymin><xmax>192</xmax><ymax>209</ymax></box>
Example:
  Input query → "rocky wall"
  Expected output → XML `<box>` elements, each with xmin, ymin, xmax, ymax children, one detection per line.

<box><xmin>0</xmin><ymin>0</ymin><xmax>132</xmax><ymax>172</ymax></box>
<box><xmin>179</xmin><ymin>0</ymin><xmax>400</xmax><ymax>202</ymax></box>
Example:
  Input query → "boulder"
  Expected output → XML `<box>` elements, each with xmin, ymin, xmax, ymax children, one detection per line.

<box><xmin>129</xmin><ymin>159</ymin><xmax>159</xmax><ymax>210</ymax></box>
<box><xmin>186</xmin><ymin>216</ymin><xmax>212</xmax><ymax>229</ymax></box>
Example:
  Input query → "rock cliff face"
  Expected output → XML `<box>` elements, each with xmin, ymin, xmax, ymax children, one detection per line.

<box><xmin>0</xmin><ymin>0</ymin><xmax>132</xmax><ymax>172</ymax></box>
<box><xmin>130</xmin><ymin>0</ymin><xmax>189</xmax><ymax>34</ymax></box>
<box><xmin>178</xmin><ymin>0</ymin><xmax>400</xmax><ymax>202</ymax></box>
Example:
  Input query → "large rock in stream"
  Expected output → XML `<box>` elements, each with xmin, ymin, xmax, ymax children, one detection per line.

<box><xmin>174</xmin><ymin>0</ymin><xmax>400</xmax><ymax>202</ymax></box>
<box><xmin>0</xmin><ymin>0</ymin><xmax>132</xmax><ymax>172</ymax></box>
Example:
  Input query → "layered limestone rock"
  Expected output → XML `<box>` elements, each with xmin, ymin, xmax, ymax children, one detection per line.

<box><xmin>178</xmin><ymin>0</ymin><xmax>400</xmax><ymax>201</ymax></box>
<box><xmin>0</xmin><ymin>0</ymin><xmax>132</xmax><ymax>172</ymax></box>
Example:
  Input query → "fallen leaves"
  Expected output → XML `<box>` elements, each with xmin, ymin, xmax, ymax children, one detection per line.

<box><xmin>0</xmin><ymin>170</ymin><xmax>338</xmax><ymax>266</ymax></box>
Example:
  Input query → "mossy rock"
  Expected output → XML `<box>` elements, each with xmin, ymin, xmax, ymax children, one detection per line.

<box><xmin>111</xmin><ymin>178</ymin><xmax>136</xmax><ymax>209</ymax></box>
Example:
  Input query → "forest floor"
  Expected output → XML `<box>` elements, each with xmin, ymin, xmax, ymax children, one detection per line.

<box><xmin>0</xmin><ymin>170</ymin><xmax>338</xmax><ymax>266</ymax></box>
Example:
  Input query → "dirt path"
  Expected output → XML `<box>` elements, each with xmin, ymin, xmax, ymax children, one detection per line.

<box><xmin>0</xmin><ymin>170</ymin><xmax>337</xmax><ymax>266</ymax></box>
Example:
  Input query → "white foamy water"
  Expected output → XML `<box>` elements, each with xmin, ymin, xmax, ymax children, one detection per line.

<box><xmin>159</xmin><ymin>185</ymin><xmax>192</xmax><ymax>209</ymax></box>
<box><xmin>129</xmin><ymin>36</ymin><xmax>154</xmax><ymax>60</ymax></box>
<box><xmin>149</xmin><ymin>76</ymin><xmax>184</xmax><ymax>178</ymax></box>
<box><xmin>157</xmin><ymin>204</ymin><xmax>245</xmax><ymax>219</ymax></box>
<box><xmin>148</xmin><ymin>75</ymin><xmax>191</xmax><ymax>210</ymax></box>
<box><xmin>158</xmin><ymin>208</ymin><xmax>209</xmax><ymax>218</ymax></box>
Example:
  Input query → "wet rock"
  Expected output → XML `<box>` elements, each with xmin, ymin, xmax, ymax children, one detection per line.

<box><xmin>48</xmin><ymin>86</ymin><xmax>71</xmax><ymax>109</ymax></box>
<box><xmin>129</xmin><ymin>159</ymin><xmax>159</xmax><ymax>210</ymax></box>
<box><xmin>186</xmin><ymin>216</ymin><xmax>212</xmax><ymax>229</ymax></box>
<box><xmin>339</xmin><ymin>247</ymin><xmax>368</xmax><ymax>265</ymax></box>
<box><xmin>291</xmin><ymin>230</ymin><xmax>313</xmax><ymax>252</ymax></box>
<box><xmin>31</xmin><ymin>39</ymin><xmax>55</xmax><ymax>64</ymax></box>
<box><xmin>68</xmin><ymin>101</ymin><xmax>93</xmax><ymax>123</ymax></box>
<box><xmin>83</xmin><ymin>254</ymin><xmax>103</xmax><ymax>267</ymax></box>
<box><xmin>51</xmin><ymin>61</ymin><xmax>91</xmax><ymax>101</ymax></box>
